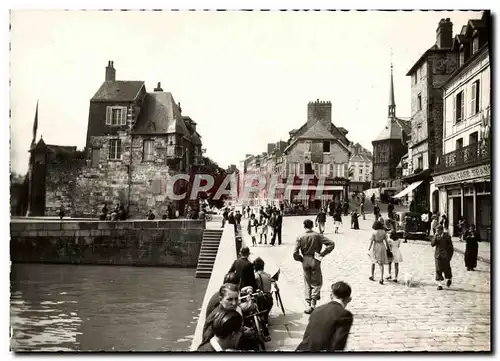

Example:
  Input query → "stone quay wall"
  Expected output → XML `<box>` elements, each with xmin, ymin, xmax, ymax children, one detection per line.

<box><xmin>10</xmin><ymin>220</ymin><xmax>205</xmax><ymax>268</ymax></box>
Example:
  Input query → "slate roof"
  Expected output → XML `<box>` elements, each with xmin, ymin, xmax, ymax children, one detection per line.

<box><xmin>350</xmin><ymin>153</ymin><xmax>372</xmax><ymax>162</ymax></box>
<box><xmin>91</xmin><ymin>81</ymin><xmax>145</xmax><ymax>102</ymax></box>
<box><xmin>133</xmin><ymin>92</ymin><xmax>190</xmax><ymax>137</ymax></box>
<box><xmin>297</xmin><ymin>120</ymin><xmax>337</xmax><ymax>140</ymax></box>
<box><xmin>373</xmin><ymin>117</ymin><xmax>406</xmax><ymax>142</ymax></box>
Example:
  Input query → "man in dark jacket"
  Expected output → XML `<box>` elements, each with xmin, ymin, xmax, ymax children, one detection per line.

<box><xmin>270</xmin><ymin>211</ymin><xmax>283</xmax><ymax>246</ymax></box>
<box><xmin>296</xmin><ymin>281</ymin><xmax>353</xmax><ymax>352</ymax></box>
<box><xmin>431</xmin><ymin>225</ymin><xmax>454</xmax><ymax>290</ymax></box>
<box><xmin>293</xmin><ymin>219</ymin><xmax>335</xmax><ymax>314</ymax></box>
<box><xmin>228</xmin><ymin>247</ymin><xmax>257</xmax><ymax>291</ymax></box>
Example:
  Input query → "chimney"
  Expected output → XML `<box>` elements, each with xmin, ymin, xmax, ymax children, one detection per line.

<box><xmin>178</xmin><ymin>102</ymin><xmax>182</xmax><ymax>114</ymax></box>
<box><xmin>154</xmin><ymin>82</ymin><xmax>163</xmax><ymax>92</ymax></box>
<box><xmin>267</xmin><ymin>143</ymin><xmax>276</xmax><ymax>154</ymax></box>
<box><xmin>105</xmin><ymin>61</ymin><xmax>116</xmax><ymax>81</ymax></box>
<box><xmin>436</xmin><ymin>18</ymin><xmax>453</xmax><ymax>49</ymax></box>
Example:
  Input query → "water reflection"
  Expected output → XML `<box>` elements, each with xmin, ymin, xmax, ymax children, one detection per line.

<box><xmin>10</xmin><ymin>264</ymin><xmax>208</xmax><ymax>351</ymax></box>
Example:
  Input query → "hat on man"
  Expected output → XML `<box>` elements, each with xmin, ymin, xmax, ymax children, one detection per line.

<box><xmin>240</xmin><ymin>246</ymin><xmax>250</xmax><ymax>257</ymax></box>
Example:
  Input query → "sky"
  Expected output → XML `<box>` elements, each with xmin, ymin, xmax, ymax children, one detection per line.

<box><xmin>10</xmin><ymin>9</ymin><xmax>484</xmax><ymax>174</ymax></box>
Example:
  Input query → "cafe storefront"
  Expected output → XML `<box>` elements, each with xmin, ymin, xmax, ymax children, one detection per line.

<box><xmin>433</xmin><ymin>164</ymin><xmax>491</xmax><ymax>241</ymax></box>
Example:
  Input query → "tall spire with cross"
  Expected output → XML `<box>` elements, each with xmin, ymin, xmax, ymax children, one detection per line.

<box><xmin>388</xmin><ymin>49</ymin><xmax>396</xmax><ymax>118</ymax></box>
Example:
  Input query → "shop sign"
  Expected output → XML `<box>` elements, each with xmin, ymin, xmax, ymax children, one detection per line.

<box><xmin>434</xmin><ymin>164</ymin><xmax>490</xmax><ymax>185</ymax></box>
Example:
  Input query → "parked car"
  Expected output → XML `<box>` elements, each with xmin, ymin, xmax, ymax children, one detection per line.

<box><xmin>393</xmin><ymin>211</ymin><xmax>429</xmax><ymax>242</ymax></box>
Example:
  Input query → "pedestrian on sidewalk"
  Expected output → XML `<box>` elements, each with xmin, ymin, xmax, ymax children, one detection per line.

<box><xmin>295</xmin><ymin>281</ymin><xmax>353</xmax><ymax>352</ymax></box>
<box><xmin>386</xmin><ymin>231</ymin><xmax>403</xmax><ymax>283</ymax></box>
<box><xmin>229</xmin><ymin>247</ymin><xmax>258</xmax><ymax>291</ymax></box>
<box><xmin>333</xmin><ymin>211</ymin><xmax>342</xmax><ymax>234</ymax></box>
<box><xmin>270</xmin><ymin>210</ymin><xmax>283</xmax><ymax>246</ymax></box>
<box><xmin>368</xmin><ymin>221</ymin><xmax>390</xmax><ymax>284</ymax></box>
<box><xmin>464</xmin><ymin>224</ymin><xmax>480</xmax><ymax>271</ymax></box>
<box><xmin>293</xmin><ymin>219</ymin><xmax>336</xmax><ymax>314</ymax></box>
<box><xmin>373</xmin><ymin>203</ymin><xmax>380</xmax><ymax>220</ymax></box>
<box><xmin>247</xmin><ymin>214</ymin><xmax>259</xmax><ymax>247</ymax></box>
<box><xmin>315</xmin><ymin>208</ymin><xmax>327</xmax><ymax>234</ymax></box>
<box><xmin>431</xmin><ymin>214</ymin><xmax>439</xmax><ymax>235</ymax></box>
<box><xmin>360</xmin><ymin>201</ymin><xmax>366</xmax><ymax>220</ymax></box>
<box><xmin>350</xmin><ymin>210</ymin><xmax>360</xmax><ymax>230</ymax></box>
<box><xmin>431</xmin><ymin>225</ymin><xmax>454</xmax><ymax>290</ymax></box>
<box><xmin>197</xmin><ymin>309</ymin><xmax>244</xmax><ymax>352</ymax></box>
<box><xmin>458</xmin><ymin>216</ymin><xmax>466</xmax><ymax>242</ymax></box>
<box><xmin>258</xmin><ymin>215</ymin><xmax>268</xmax><ymax>245</ymax></box>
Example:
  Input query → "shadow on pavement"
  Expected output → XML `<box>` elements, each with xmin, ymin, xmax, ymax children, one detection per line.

<box><xmin>268</xmin><ymin>311</ymin><xmax>306</xmax><ymax>350</ymax></box>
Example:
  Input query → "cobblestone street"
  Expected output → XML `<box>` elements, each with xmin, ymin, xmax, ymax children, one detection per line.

<box><xmin>244</xmin><ymin>213</ymin><xmax>491</xmax><ymax>352</ymax></box>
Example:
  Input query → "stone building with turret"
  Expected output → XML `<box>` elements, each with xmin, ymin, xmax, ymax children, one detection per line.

<box><xmin>26</xmin><ymin>61</ymin><xmax>204</xmax><ymax>218</ymax></box>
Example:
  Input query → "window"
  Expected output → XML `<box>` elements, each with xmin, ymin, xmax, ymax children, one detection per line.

<box><xmin>305</xmin><ymin>141</ymin><xmax>312</xmax><ymax>152</ymax></box>
<box><xmin>456</xmin><ymin>138</ymin><xmax>463</xmax><ymax>150</ymax></box>
<box><xmin>109</xmin><ymin>139</ymin><xmax>122</xmax><ymax>160</ymax></box>
<box><xmin>454</xmin><ymin>91</ymin><xmax>464</xmax><ymax>122</ymax></box>
<box><xmin>321</xmin><ymin>164</ymin><xmax>330</xmax><ymax>176</ymax></box>
<box><xmin>469</xmin><ymin>132</ymin><xmax>478</xmax><ymax>145</ymax></box>
<box><xmin>459</xmin><ymin>51</ymin><xmax>465</xmax><ymax>67</ymax></box>
<box><xmin>470</xmin><ymin>80</ymin><xmax>480</xmax><ymax>116</ymax></box>
<box><xmin>359</xmin><ymin>168</ymin><xmax>363</xmax><ymax>174</ymax></box>
<box><xmin>91</xmin><ymin>148</ymin><xmax>100</xmax><ymax>168</ymax></box>
<box><xmin>143</xmin><ymin>140</ymin><xmax>154</xmax><ymax>161</ymax></box>
<box><xmin>417</xmin><ymin>156</ymin><xmax>423</xmax><ymax>170</ymax></box>
<box><xmin>106</xmin><ymin>106</ymin><xmax>127</xmax><ymax>126</ymax></box>
<box><xmin>472</xmin><ymin>36</ymin><xmax>479</xmax><ymax>54</ymax></box>
<box><xmin>299</xmin><ymin>163</ymin><xmax>305</xmax><ymax>175</ymax></box>
<box><xmin>323</xmin><ymin>141</ymin><xmax>331</xmax><ymax>153</ymax></box>
<box><xmin>417</xmin><ymin>94</ymin><xmax>422</xmax><ymax>111</ymax></box>
<box><xmin>167</xmin><ymin>134</ymin><xmax>176</xmax><ymax>145</ymax></box>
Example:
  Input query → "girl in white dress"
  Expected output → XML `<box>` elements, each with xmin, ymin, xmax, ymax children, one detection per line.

<box><xmin>386</xmin><ymin>231</ymin><xmax>403</xmax><ymax>283</ymax></box>
<box><xmin>247</xmin><ymin>214</ymin><xmax>259</xmax><ymax>246</ymax></box>
<box><xmin>259</xmin><ymin>216</ymin><xmax>268</xmax><ymax>245</ymax></box>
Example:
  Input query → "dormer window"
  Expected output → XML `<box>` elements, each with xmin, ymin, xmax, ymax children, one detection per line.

<box><xmin>106</xmin><ymin>106</ymin><xmax>127</xmax><ymax>126</ymax></box>
<box><xmin>472</xmin><ymin>36</ymin><xmax>479</xmax><ymax>54</ymax></box>
<box><xmin>459</xmin><ymin>48</ymin><xmax>465</xmax><ymax>67</ymax></box>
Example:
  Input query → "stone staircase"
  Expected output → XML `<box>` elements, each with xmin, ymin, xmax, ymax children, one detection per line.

<box><xmin>195</xmin><ymin>229</ymin><xmax>224</xmax><ymax>278</ymax></box>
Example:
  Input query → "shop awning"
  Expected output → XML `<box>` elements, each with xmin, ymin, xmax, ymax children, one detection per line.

<box><xmin>286</xmin><ymin>185</ymin><xmax>344</xmax><ymax>191</ymax></box>
<box><xmin>393</xmin><ymin>181</ymin><xmax>423</xmax><ymax>199</ymax></box>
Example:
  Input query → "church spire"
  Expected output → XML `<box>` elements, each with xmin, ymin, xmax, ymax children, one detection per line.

<box><xmin>388</xmin><ymin>50</ymin><xmax>396</xmax><ymax>118</ymax></box>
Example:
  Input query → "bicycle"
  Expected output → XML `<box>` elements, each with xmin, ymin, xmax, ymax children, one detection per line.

<box><xmin>239</xmin><ymin>290</ymin><xmax>268</xmax><ymax>351</ymax></box>
<box><xmin>270</xmin><ymin>269</ymin><xmax>285</xmax><ymax>315</ymax></box>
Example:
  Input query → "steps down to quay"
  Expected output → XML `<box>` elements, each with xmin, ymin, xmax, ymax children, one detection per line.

<box><xmin>195</xmin><ymin>229</ymin><xmax>224</xmax><ymax>279</ymax></box>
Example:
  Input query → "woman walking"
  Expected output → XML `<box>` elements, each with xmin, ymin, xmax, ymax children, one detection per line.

<box><xmin>333</xmin><ymin>211</ymin><xmax>342</xmax><ymax>234</ymax></box>
<box><xmin>386</xmin><ymin>231</ymin><xmax>403</xmax><ymax>283</ymax></box>
<box><xmin>350</xmin><ymin>210</ymin><xmax>360</xmax><ymax>230</ymax></box>
<box><xmin>368</xmin><ymin>221</ymin><xmax>391</xmax><ymax>284</ymax></box>
<box><xmin>464</xmin><ymin>224</ymin><xmax>480</xmax><ymax>271</ymax></box>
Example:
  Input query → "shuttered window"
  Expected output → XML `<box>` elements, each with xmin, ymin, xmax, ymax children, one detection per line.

<box><xmin>106</xmin><ymin>106</ymin><xmax>127</xmax><ymax>126</ymax></box>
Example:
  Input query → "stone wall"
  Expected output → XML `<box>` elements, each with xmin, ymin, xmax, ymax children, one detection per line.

<box><xmin>10</xmin><ymin>219</ymin><xmax>204</xmax><ymax>267</ymax></box>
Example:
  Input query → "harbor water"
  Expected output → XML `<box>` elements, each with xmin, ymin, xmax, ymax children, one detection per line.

<box><xmin>10</xmin><ymin>264</ymin><xmax>208</xmax><ymax>351</ymax></box>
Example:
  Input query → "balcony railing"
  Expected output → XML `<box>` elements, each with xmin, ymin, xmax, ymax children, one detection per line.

<box><xmin>435</xmin><ymin>140</ymin><xmax>490</xmax><ymax>173</ymax></box>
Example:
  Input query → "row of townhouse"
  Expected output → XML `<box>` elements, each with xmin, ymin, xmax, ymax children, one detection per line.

<box><xmin>396</xmin><ymin>11</ymin><xmax>491</xmax><ymax>240</ymax></box>
<box><xmin>239</xmin><ymin>100</ymin><xmax>372</xmax><ymax>209</ymax></box>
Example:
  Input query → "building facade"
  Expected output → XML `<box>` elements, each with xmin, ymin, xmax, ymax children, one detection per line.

<box><xmin>402</xmin><ymin>18</ymin><xmax>461</xmax><ymax>212</ymax></box>
<box><xmin>348</xmin><ymin>143</ymin><xmax>372</xmax><ymax>192</ymax></box>
<box><xmin>372</xmin><ymin>64</ymin><xmax>411</xmax><ymax>197</ymax></box>
<box><xmin>281</xmin><ymin>99</ymin><xmax>351</xmax><ymax>208</ymax></box>
<box><xmin>28</xmin><ymin>61</ymin><xmax>204</xmax><ymax>218</ymax></box>
<box><xmin>239</xmin><ymin>100</ymin><xmax>352</xmax><ymax>210</ymax></box>
<box><xmin>432</xmin><ymin>12</ymin><xmax>491</xmax><ymax>240</ymax></box>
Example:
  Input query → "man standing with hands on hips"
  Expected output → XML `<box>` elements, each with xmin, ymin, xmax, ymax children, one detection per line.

<box><xmin>293</xmin><ymin>219</ymin><xmax>336</xmax><ymax>314</ymax></box>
